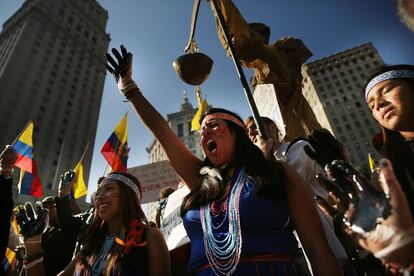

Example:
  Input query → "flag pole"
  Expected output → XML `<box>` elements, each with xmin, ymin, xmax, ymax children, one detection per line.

<box><xmin>209</xmin><ymin>0</ymin><xmax>267</xmax><ymax>139</ymax></box>
<box><xmin>52</xmin><ymin>137</ymin><xmax>66</xmax><ymax>191</ymax></box>
<box><xmin>75</xmin><ymin>143</ymin><xmax>90</xmax><ymax>168</ymax></box>
<box><xmin>103</xmin><ymin>163</ymin><xmax>109</xmax><ymax>176</ymax></box>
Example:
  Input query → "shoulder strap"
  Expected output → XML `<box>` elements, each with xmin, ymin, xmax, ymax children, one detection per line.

<box><xmin>285</xmin><ymin>137</ymin><xmax>308</xmax><ymax>156</ymax></box>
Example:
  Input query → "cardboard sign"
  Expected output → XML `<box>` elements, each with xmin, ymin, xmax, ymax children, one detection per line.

<box><xmin>128</xmin><ymin>160</ymin><xmax>181</xmax><ymax>204</ymax></box>
<box><xmin>161</xmin><ymin>185</ymin><xmax>191</xmax><ymax>250</ymax></box>
<box><xmin>253</xmin><ymin>84</ymin><xmax>286</xmax><ymax>139</ymax></box>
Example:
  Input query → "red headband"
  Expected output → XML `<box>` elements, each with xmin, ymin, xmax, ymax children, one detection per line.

<box><xmin>202</xmin><ymin>113</ymin><xmax>247</xmax><ymax>132</ymax></box>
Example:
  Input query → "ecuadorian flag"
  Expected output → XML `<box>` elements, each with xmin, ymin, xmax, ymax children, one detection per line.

<box><xmin>12</xmin><ymin>122</ymin><xmax>42</xmax><ymax>197</ymax></box>
<box><xmin>101</xmin><ymin>113</ymin><xmax>128</xmax><ymax>172</ymax></box>
<box><xmin>2</xmin><ymin>248</ymin><xmax>16</xmax><ymax>274</ymax></box>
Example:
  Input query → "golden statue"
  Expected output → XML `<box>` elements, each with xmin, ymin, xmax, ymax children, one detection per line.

<box><xmin>210</xmin><ymin>0</ymin><xmax>321</xmax><ymax>140</ymax></box>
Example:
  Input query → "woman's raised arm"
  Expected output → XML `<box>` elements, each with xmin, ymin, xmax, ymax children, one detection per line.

<box><xmin>106</xmin><ymin>45</ymin><xmax>202</xmax><ymax>189</ymax></box>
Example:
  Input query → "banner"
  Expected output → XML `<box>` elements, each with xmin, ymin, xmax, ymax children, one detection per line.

<box><xmin>127</xmin><ymin>160</ymin><xmax>181</xmax><ymax>204</ymax></box>
<box><xmin>253</xmin><ymin>84</ymin><xmax>286</xmax><ymax>139</ymax></box>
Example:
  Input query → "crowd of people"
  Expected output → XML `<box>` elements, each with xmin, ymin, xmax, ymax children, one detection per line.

<box><xmin>1</xmin><ymin>0</ymin><xmax>414</xmax><ymax>275</ymax></box>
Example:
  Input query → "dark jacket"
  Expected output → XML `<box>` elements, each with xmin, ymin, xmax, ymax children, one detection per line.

<box><xmin>0</xmin><ymin>175</ymin><xmax>13</xmax><ymax>276</ymax></box>
<box><xmin>42</xmin><ymin>196</ymin><xmax>82</xmax><ymax>276</ymax></box>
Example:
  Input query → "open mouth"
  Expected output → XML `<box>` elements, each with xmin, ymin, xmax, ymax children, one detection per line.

<box><xmin>98</xmin><ymin>203</ymin><xmax>110</xmax><ymax>210</ymax></box>
<box><xmin>207</xmin><ymin>140</ymin><xmax>217</xmax><ymax>152</ymax></box>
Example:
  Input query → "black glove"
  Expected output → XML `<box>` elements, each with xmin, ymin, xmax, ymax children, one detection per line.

<box><xmin>58</xmin><ymin>170</ymin><xmax>76</xmax><ymax>198</ymax></box>
<box><xmin>105</xmin><ymin>45</ymin><xmax>133</xmax><ymax>83</ymax></box>
<box><xmin>15</xmin><ymin>201</ymin><xmax>49</xmax><ymax>239</ymax></box>
<box><xmin>304</xmin><ymin>128</ymin><xmax>345</xmax><ymax>167</ymax></box>
<box><xmin>60</xmin><ymin>170</ymin><xmax>75</xmax><ymax>185</ymax></box>
<box><xmin>315</xmin><ymin>160</ymin><xmax>391</xmax><ymax>234</ymax></box>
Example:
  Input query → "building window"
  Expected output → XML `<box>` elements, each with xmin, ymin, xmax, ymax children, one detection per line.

<box><xmin>177</xmin><ymin>124</ymin><xmax>183</xmax><ymax>137</ymax></box>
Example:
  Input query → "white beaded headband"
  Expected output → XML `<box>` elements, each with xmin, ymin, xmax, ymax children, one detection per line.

<box><xmin>202</xmin><ymin>113</ymin><xmax>247</xmax><ymax>132</ymax></box>
<box><xmin>365</xmin><ymin>69</ymin><xmax>414</xmax><ymax>101</ymax></box>
<box><xmin>105</xmin><ymin>174</ymin><xmax>141</xmax><ymax>200</ymax></box>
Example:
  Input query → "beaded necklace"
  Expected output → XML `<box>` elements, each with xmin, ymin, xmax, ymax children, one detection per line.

<box><xmin>91</xmin><ymin>236</ymin><xmax>115</xmax><ymax>276</ymax></box>
<box><xmin>200</xmin><ymin>166</ymin><xmax>247</xmax><ymax>276</ymax></box>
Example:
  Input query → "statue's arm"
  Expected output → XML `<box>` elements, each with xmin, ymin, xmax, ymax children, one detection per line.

<box><xmin>210</xmin><ymin>0</ymin><xmax>287</xmax><ymax>76</ymax></box>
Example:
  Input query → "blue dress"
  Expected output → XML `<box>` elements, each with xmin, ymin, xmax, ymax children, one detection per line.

<box><xmin>183</xmin><ymin>170</ymin><xmax>302</xmax><ymax>275</ymax></box>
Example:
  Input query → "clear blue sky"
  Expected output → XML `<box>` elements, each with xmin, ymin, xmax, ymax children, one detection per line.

<box><xmin>2</xmin><ymin>0</ymin><xmax>414</xmax><ymax>200</ymax></box>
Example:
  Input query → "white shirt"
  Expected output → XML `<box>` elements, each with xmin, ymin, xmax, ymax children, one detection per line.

<box><xmin>276</xmin><ymin>140</ymin><xmax>348</xmax><ymax>265</ymax></box>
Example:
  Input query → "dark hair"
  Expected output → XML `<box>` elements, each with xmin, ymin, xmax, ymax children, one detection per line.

<box><xmin>365</xmin><ymin>64</ymin><xmax>414</xmax><ymax>217</ymax></box>
<box><xmin>159</xmin><ymin>187</ymin><xmax>175</xmax><ymax>200</ymax></box>
<box><xmin>181</xmin><ymin>108</ymin><xmax>286</xmax><ymax>214</ymax></box>
<box><xmin>75</xmin><ymin>172</ymin><xmax>147</xmax><ymax>274</ymax></box>
<box><xmin>381</xmin><ymin>128</ymin><xmax>414</xmax><ymax>217</ymax></box>
<box><xmin>244</xmin><ymin>116</ymin><xmax>277</xmax><ymax>130</ymax></box>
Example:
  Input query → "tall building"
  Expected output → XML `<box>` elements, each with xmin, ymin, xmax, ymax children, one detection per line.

<box><xmin>302</xmin><ymin>42</ymin><xmax>384</xmax><ymax>170</ymax></box>
<box><xmin>145</xmin><ymin>92</ymin><xmax>204</xmax><ymax>221</ymax></box>
<box><xmin>0</xmin><ymin>0</ymin><xmax>110</xmax><ymax>203</ymax></box>
<box><xmin>147</xmin><ymin>92</ymin><xmax>204</xmax><ymax>163</ymax></box>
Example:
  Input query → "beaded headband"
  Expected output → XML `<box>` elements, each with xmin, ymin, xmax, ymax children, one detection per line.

<box><xmin>202</xmin><ymin>113</ymin><xmax>247</xmax><ymax>132</ymax></box>
<box><xmin>105</xmin><ymin>174</ymin><xmax>141</xmax><ymax>200</ymax></box>
<box><xmin>365</xmin><ymin>69</ymin><xmax>414</xmax><ymax>101</ymax></box>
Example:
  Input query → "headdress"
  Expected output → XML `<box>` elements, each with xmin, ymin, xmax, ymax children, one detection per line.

<box><xmin>202</xmin><ymin>113</ymin><xmax>247</xmax><ymax>132</ymax></box>
<box><xmin>365</xmin><ymin>69</ymin><xmax>414</xmax><ymax>101</ymax></box>
<box><xmin>105</xmin><ymin>174</ymin><xmax>141</xmax><ymax>200</ymax></box>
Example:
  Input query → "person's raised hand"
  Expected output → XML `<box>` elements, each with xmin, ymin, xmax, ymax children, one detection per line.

<box><xmin>303</xmin><ymin>128</ymin><xmax>345</xmax><ymax>167</ymax></box>
<box><xmin>15</xmin><ymin>201</ymin><xmax>49</xmax><ymax>241</ymax></box>
<box><xmin>105</xmin><ymin>45</ymin><xmax>134</xmax><ymax>93</ymax></box>
<box><xmin>315</xmin><ymin>160</ymin><xmax>391</xmax><ymax>235</ymax></box>
<box><xmin>58</xmin><ymin>170</ymin><xmax>76</xmax><ymax>198</ymax></box>
<box><xmin>355</xmin><ymin>160</ymin><xmax>414</xmax><ymax>267</ymax></box>
<box><xmin>0</xmin><ymin>145</ymin><xmax>18</xmax><ymax>174</ymax></box>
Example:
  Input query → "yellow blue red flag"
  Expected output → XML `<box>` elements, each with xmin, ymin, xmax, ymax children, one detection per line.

<box><xmin>12</xmin><ymin>122</ymin><xmax>42</xmax><ymax>197</ymax></box>
<box><xmin>101</xmin><ymin>113</ymin><xmax>128</xmax><ymax>172</ymax></box>
<box><xmin>2</xmin><ymin>248</ymin><xmax>16</xmax><ymax>274</ymax></box>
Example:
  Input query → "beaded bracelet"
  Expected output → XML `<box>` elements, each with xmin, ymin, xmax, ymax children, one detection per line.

<box><xmin>120</xmin><ymin>80</ymin><xmax>142</xmax><ymax>102</ymax></box>
<box><xmin>120</xmin><ymin>80</ymin><xmax>138</xmax><ymax>95</ymax></box>
<box><xmin>124</xmin><ymin>88</ymin><xmax>142</xmax><ymax>102</ymax></box>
